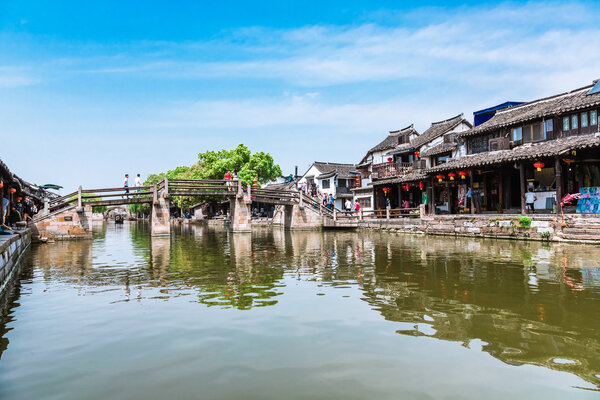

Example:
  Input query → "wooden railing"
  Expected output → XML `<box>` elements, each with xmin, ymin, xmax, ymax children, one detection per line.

<box><xmin>354</xmin><ymin>207</ymin><xmax>422</xmax><ymax>219</ymax></box>
<box><xmin>372</xmin><ymin>161</ymin><xmax>413</xmax><ymax>179</ymax></box>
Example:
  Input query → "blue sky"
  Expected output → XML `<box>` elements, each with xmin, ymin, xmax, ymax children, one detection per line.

<box><xmin>2</xmin><ymin>1</ymin><xmax>600</xmax><ymax>190</ymax></box>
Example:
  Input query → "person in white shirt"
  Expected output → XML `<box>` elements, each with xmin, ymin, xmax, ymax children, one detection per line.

<box><xmin>135</xmin><ymin>174</ymin><xmax>142</xmax><ymax>193</ymax></box>
<box><xmin>123</xmin><ymin>174</ymin><xmax>129</xmax><ymax>194</ymax></box>
<box><xmin>524</xmin><ymin>188</ymin><xmax>537</xmax><ymax>214</ymax></box>
<box><xmin>345</xmin><ymin>199</ymin><xmax>352</xmax><ymax>213</ymax></box>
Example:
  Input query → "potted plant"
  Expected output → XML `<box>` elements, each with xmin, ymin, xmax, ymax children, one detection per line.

<box><xmin>497</xmin><ymin>202</ymin><xmax>503</xmax><ymax>214</ymax></box>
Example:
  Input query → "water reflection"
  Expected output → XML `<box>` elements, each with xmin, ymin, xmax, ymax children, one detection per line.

<box><xmin>2</xmin><ymin>223</ymin><xmax>600</xmax><ymax>393</ymax></box>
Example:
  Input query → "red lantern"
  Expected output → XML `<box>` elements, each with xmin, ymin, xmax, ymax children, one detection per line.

<box><xmin>0</xmin><ymin>181</ymin><xmax>3</xmax><ymax>188</ymax></box>
<box><xmin>458</xmin><ymin>170</ymin><xmax>467</xmax><ymax>179</ymax></box>
<box><xmin>436</xmin><ymin>174</ymin><xmax>444</xmax><ymax>183</ymax></box>
<box><xmin>9</xmin><ymin>188</ymin><xmax>16</xmax><ymax>194</ymax></box>
<box><xmin>414</xmin><ymin>150</ymin><xmax>420</xmax><ymax>158</ymax></box>
<box><xmin>355</xmin><ymin>170</ymin><xmax>360</xmax><ymax>187</ymax></box>
<box><xmin>533</xmin><ymin>161</ymin><xmax>545</xmax><ymax>172</ymax></box>
<box><xmin>448</xmin><ymin>172</ymin><xmax>456</xmax><ymax>181</ymax></box>
<box><xmin>387</xmin><ymin>157</ymin><xmax>393</xmax><ymax>163</ymax></box>
<box><xmin>418</xmin><ymin>181</ymin><xmax>424</xmax><ymax>190</ymax></box>
<box><xmin>252</xmin><ymin>179</ymin><xmax>258</xmax><ymax>187</ymax></box>
<box><xmin>382</xmin><ymin>187</ymin><xmax>391</xmax><ymax>196</ymax></box>
<box><xmin>17</xmin><ymin>197</ymin><xmax>22</xmax><ymax>202</ymax></box>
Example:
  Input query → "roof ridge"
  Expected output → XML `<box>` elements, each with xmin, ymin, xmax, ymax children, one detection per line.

<box><xmin>389</xmin><ymin>124</ymin><xmax>415</xmax><ymax>134</ymax></box>
<box><xmin>496</xmin><ymin>84</ymin><xmax>595</xmax><ymax>115</ymax></box>
<box><xmin>431</xmin><ymin>113</ymin><xmax>464</xmax><ymax>126</ymax></box>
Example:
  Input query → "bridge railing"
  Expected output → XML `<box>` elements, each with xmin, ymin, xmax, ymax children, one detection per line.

<box><xmin>167</xmin><ymin>179</ymin><xmax>239</xmax><ymax>196</ymax></box>
<box><xmin>251</xmin><ymin>188</ymin><xmax>298</xmax><ymax>203</ymax></box>
<box><xmin>359</xmin><ymin>207</ymin><xmax>421</xmax><ymax>219</ymax></box>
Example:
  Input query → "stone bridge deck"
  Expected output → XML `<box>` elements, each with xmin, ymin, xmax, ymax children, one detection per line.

<box><xmin>32</xmin><ymin>179</ymin><xmax>342</xmax><ymax>239</ymax></box>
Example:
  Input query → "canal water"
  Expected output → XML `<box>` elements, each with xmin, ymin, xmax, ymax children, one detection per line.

<box><xmin>1</xmin><ymin>223</ymin><xmax>600</xmax><ymax>399</ymax></box>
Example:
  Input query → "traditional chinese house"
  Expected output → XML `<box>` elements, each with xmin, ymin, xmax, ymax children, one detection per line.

<box><xmin>428</xmin><ymin>80</ymin><xmax>600</xmax><ymax>215</ymax></box>
<box><xmin>371</xmin><ymin>114</ymin><xmax>472</xmax><ymax>211</ymax></box>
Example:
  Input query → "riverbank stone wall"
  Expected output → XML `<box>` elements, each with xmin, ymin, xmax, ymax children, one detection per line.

<box><xmin>0</xmin><ymin>229</ymin><xmax>31</xmax><ymax>296</ymax></box>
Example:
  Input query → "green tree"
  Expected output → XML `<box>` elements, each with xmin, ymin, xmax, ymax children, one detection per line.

<box><xmin>144</xmin><ymin>144</ymin><xmax>282</xmax><ymax>210</ymax></box>
<box><xmin>197</xmin><ymin>144</ymin><xmax>281</xmax><ymax>185</ymax></box>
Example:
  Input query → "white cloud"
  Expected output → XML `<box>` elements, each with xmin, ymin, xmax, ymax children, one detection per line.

<box><xmin>0</xmin><ymin>67</ymin><xmax>36</xmax><ymax>87</ymax></box>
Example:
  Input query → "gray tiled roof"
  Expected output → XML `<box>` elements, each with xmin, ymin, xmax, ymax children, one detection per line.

<box><xmin>372</xmin><ymin>171</ymin><xmax>429</xmax><ymax>185</ymax></box>
<box><xmin>420</xmin><ymin>141</ymin><xmax>457</xmax><ymax>158</ymax></box>
<box><xmin>428</xmin><ymin>134</ymin><xmax>600</xmax><ymax>173</ymax></box>
<box><xmin>459</xmin><ymin>82</ymin><xmax>600</xmax><ymax>138</ymax></box>
<box><xmin>312</xmin><ymin>161</ymin><xmax>357</xmax><ymax>179</ymax></box>
<box><xmin>410</xmin><ymin>114</ymin><xmax>472</xmax><ymax>149</ymax></box>
<box><xmin>368</xmin><ymin>125</ymin><xmax>418</xmax><ymax>154</ymax></box>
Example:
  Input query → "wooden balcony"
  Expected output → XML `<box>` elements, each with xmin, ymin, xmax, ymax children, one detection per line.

<box><xmin>372</xmin><ymin>162</ymin><xmax>413</xmax><ymax>179</ymax></box>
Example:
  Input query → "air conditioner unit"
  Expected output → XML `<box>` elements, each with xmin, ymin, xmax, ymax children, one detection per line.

<box><xmin>489</xmin><ymin>137</ymin><xmax>510</xmax><ymax>151</ymax></box>
<box><xmin>413</xmin><ymin>159</ymin><xmax>426</xmax><ymax>169</ymax></box>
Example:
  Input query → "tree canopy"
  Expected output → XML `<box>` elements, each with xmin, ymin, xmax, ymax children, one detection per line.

<box><xmin>137</xmin><ymin>144</ymin><xmax>282</xmax><ymax>211</ymax></box>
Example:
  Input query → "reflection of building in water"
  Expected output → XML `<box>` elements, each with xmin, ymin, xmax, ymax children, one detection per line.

<box><xmin>354</xmin><ymin>235</ymin><xmax>600</xmax><ymax>389</ymax></box>
<box><xmin>32</xmin><ymin>241</ymin><xmax>93</xmax><ymax>287</ymax></box>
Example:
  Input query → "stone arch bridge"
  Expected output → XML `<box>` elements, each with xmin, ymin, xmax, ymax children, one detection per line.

<box><xmin>31</xmin><ymin>179</ymin><xmax>356</xmax><ymax>240</ymax></box>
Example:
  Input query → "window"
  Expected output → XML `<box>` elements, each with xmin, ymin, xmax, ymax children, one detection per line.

<box><xmin>572</xmin><ymin>115</ymin><xmax>578</xmax><ymax>129</ymax></box>
<box><xmin>591</xmin><ymin>110</ymin><xmax>598</xmax><ymax>126</ymax></box>
<box><xmin>358</xmin><ymin>197</ymin><xmax>371</xmax><ymax>208</ymax></box>
<box><xmin>581</xmin><ymin>112</ymin><xmax>588</xmax><ymax>128</ymax></box>
<box><xmin>512</xmin><ymin>127</ymin><xmax>522</xmax><ymax>142</ymax></box>
<box><xmin>337</xmin><ymin>179</ymin><xmax>347</xmax><ymax>187</ymax></box>
<box><xmin>321</xmin><ymin>179</ymin><xmax>330</xmax><ymax>189</ymax></box>
<box><xmin>470</xmin><ymin>135</ymin><xmax>489</xmax><ymax>154</ymax></box>
<box><xmin>522</xmin><ymin>125</ymin><xmax>532</xmax><ymax>142</ymax></box>
<box><xmin>532</xmin><ymin>123</ymin><xmax>543</xmax><ymax>142</ymax></box>
<box><xmin>563</xmin><ymin>116</ymin><xmax>570</xmax><ymax>131</ymax></box>
<box><xmin>545</xmin><ymin>119</ymin><xmax>553</xmax><ymax>133</ymax></box>
<box><xmin>435</xmin><ymin>155</ymin><xmax>450</xmax><ymax>165</ymax></box>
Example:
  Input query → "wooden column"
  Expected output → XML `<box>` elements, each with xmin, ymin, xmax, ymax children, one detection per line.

<box><xmin>430</xmin><ymin>177</ymin><xmax>436</xmax><ymax>215</ymax></box>
<box><xmin>445</xmin><ymin>181</ymin><xmax>451</xmax><ymax>214</ymax></box>
<box><xmin>498</xmin><ymin>168</ymin><xmax>504</xmax><ymax>211</ymax></box>
<box><xmin>470</xmin><ymin>170</ymin><xmax>475</xmax><ymax>215</ymax></box>
<box><xmin>398</xmin><ymin>185</ymin><xmax>402</xmax><ymax>208</ymax></box>
<box><xmin>0</xmin><ymin>183</ymin><xmax>4</xmax><ymax>225</ymax></box>
<box><xmin>555</xmin><ymin>157</ymin><xmax>563</xmax><ymax>214</ymax></box>
<box><xmin>519</xmin><ymin>162</ymin><xmax>526</xmax><ymax>214</ymax></box>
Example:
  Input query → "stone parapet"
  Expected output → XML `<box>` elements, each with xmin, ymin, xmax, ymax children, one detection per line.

<box><xmin>31</xmin><ymin>205</ymin><xmax>93</xmax><ymax>240</ymax></box>
<box><xmin>358</xmin><ymin>214</ymin><xmax>600</xmax><ymax>244</ymax></box>
<box><xmin>0</xmin><ymin>229</ymin><xmax>31</xmax><ymax>297</ymax></box>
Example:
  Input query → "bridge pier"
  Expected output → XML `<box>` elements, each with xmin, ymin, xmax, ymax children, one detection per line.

<box><xmin>151</xmin><ymin>197</ymin><xmax>171</xmax><ymax>236</ymax></box>
<box><xmin>230</xmin><ymin>195</ymin><xmax>252</xmax><ymax>232</ymax></box>
<box><xmin>283</xmin><ymin>203</ymin><xmax>323</xmax><ymax>230</ymax></box>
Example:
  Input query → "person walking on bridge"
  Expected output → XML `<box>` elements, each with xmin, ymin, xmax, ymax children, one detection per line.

<box><xmin>123</xmin><ymin>174</ymin><xmax>130</xmax><ymax>197</ymax></box>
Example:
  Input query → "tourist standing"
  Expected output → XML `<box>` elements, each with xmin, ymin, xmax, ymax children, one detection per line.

<box><xmin>345</xmin><ymin>199</ymin><xmax>352</xmax><ymax>214</ymax></box>
<box><xmin>135</xmin><ymin>174</ymin><xmax>142</xmax><ymax>192</ymax></box>
<box><xmin>224</xmin><ymin>171</ymin><xmax>232</xmax><ymax>191</ymax></box>
<box><xmin>525</xmin><ymin>188</ymin><xmax>537</xmax><ymax>214</ymax></box>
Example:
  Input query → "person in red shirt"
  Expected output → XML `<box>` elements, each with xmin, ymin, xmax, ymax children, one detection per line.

<box><xmin>224</xmin><ymin>171</ymin><xmax>232</xmax><ymax>191</ymax></box>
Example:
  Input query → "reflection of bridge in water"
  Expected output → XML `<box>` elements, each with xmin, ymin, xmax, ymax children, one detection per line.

<box><xmin>31</xmin><ymin>178</ymin><xmax>357</xmax><ymax>239</ymax></box>
<box><xmin>14</xmin><ymin>224</ymin><xmax>600</xmax><ymax>390</ymax></box>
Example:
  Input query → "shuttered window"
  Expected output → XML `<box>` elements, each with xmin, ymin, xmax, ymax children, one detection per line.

<box><xmin>581</xmin><ymin>112</ymin><xmax>588</xmax><ymax>128</ymax></box>
<box><xmin>572</xmin><ymin>115</ymin><xmax>579</xmax><ymax>129</ymax></box>
<box><xmin>591</xmin><ymin>110</ymin><xmax>598</xmax><ymax>126</ymax></box>
<box><xmin>563</xmin><ymin>116</ymin><xmax>570</xmax><ymax>131</ymax></box>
